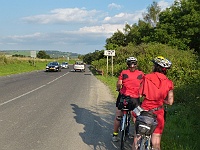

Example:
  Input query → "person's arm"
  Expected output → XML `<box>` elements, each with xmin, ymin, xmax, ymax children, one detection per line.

<box><xmin>139</xmin><ymin>75</ymin><xmax>145</xmax><ymax>98</ymax></box>
<box><xmin>116</xmin><ymin>80</ymin><xmax>122</xmax><ymax>91</ymax></box>
<box><xmin>164</xmin><ymin>90</ymin><xmax>174</xmax><ymax>105</ymax></box>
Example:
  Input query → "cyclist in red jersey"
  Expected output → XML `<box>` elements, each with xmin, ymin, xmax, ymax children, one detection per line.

<box><xmin>112</xmin><ymin>57</ymin><xmax>144</xmax><ymax>142</ymax></box>
<box><xmin>132</xmin><ymin>56</ymin><xmax>174</xmax><ymax>150</ymax></box>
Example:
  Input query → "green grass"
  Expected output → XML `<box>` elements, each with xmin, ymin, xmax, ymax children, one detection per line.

<box><xmin>0</xmin><ymin>56</ymin><xmax>76</xmax><ymax>76</ymax></box>
<box><xmin>161</xmin><ymin>102</ymin><xmax>200</xmax><ymax>150</ymax></box>
<box><xmin>0</xmin><ymin>59</ymin><xmax>49</xmax><ymax>76</ymax></box>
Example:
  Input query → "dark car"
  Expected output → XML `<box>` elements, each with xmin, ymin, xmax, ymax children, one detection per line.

<box><xmin>46</xmin><ymin>62</ymin><xmax>61</xmax><ymax>72</ymax></box>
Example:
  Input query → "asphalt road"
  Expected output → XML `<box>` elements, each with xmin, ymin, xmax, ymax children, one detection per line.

<box><xmin>0</xmin><ymin>65</ymin><xmax>133</xmax><ymax>150</ymax></box>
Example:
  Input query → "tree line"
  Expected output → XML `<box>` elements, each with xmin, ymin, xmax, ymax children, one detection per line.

<box><xmin>83</xmin><ymin>0</ymin><xmax>200</xmax><ymax>66</ymax></box>
<box><xmin>105</xmin><ymin>0</ymin><xmax>200</xmax><ymax>54</ymax></box>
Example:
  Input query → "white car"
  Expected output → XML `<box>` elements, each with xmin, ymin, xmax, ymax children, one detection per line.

<box><xmin>73</xmin><ymin>61</ymin><xmax>85</xmax><ymax>72</ymax></box>
<box><xmin>61</xmin><ymin>62</ymin><xmax>69</xmax><ymax>69</ymax></box>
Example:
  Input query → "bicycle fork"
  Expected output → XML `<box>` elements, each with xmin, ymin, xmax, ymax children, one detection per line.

<box><xmin>137</xmin><ymin>135</ymin><xmax>151</xmax><ymax>150</ymax></box>
<box><xmin>121</xmin><ymin>113</ymin><xmax>127</xmax><ymax>131</ymax></box>
<box><xmin>120</xmin><ymin>112</ymin><xmax>128</xmax><ymax>150</ymax></box>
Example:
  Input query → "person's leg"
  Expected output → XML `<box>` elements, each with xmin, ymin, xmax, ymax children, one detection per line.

<box><xmin>151</xmin><ymin>133</ymin><xmax>162</xmax><ymax>150</ymax></box>
<box><xmin>151</xmin><ymin>110</ymin><xmax>164</xmax><ymax>149</ymax></box>
<box><xmin>131</xmin><ymin>98</ymin><xmax>140</xmax><ymax>149</ymax></box>
<box><xmin>112</xmin><ymin>93</ymin><xmax>122</xmax><ymax>141</ymax></box>
<box><xmin>112</xmin><ymin>108</ymin><xmax>122</xmax><ymax>141</ymax></box>
<box><xmin>132</xmin><ymin>134</ymin><xmax>139</xmax><ymax>150</ymax></box>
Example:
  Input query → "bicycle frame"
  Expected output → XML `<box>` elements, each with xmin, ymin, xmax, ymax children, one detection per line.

<box><xmin>120</xmin><ymin>100</ymin><xmax>131</xmax><ymax>150</ymax></box>
<box><xmin>121</xmin><ymin>109</ymin><xmax>129</xmax><ymax>131</ymax></box>
<box><xmin>137</xmin><ymin>134</ymin><xmax>152</xmax><ymax>150</ymax></box>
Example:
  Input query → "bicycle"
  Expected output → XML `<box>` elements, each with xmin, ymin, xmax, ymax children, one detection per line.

<box><xmin>135</xmin><ymin>111</ymin><xmax>158</xmax><ymax>150</ymax></box>
<box><xmin>136</xmin><ymin>133</ymin><xmax>152</xmax><ymax>150</ymax></box>
<box><xmin>119</xmin><ymin>98</ymin><xmax>131</xmax><ymax>150</ymax></box>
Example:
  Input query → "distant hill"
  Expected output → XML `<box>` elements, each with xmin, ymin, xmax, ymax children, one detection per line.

<box><xmin>0</xmin><ymin>50</ymin><xmax>80</xmax><ymax>58</ymax></box>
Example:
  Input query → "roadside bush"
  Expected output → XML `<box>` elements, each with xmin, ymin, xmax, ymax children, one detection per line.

<box><xmin>0</xmin><ymin>55</ymin><xmax>7</xmax><ymax>65</ymax></box>
<box><xmin>0</xmin><ymin>54</ymin><xmax>25</xmax><ymax>65</ymax></box>
<box><xmin>92</xmin><ymin>43</ymin><xmax>199</xmax><ymax>87</ymax></box>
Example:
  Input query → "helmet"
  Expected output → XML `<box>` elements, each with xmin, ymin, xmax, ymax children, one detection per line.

<box><xmin>126</xmin><ymin>57</ymin><xmax>137</xmax><ymax>66</ymax></box>
<box><xmin>152</xmin><ymin>56</ymin><xmax>172</xmax><ymax>69</ymax></box>
<box><xmin>126</xmin><ymin>57</ymin><xmax>137</xmax><ymax>63</ymax></box>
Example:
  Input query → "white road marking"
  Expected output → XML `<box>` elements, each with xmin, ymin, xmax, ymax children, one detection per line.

<box><xmin>0</xmin><ymin>72</ymin><xmax>69</xmax><ymax>107</ymax></box>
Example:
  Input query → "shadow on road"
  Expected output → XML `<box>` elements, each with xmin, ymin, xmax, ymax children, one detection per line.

<box><xmin>71</xmin><ymin>103</ymin><xmax>133</xmax><ymax>150</ymax></box>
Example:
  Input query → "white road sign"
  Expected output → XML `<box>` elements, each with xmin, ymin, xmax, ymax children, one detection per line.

<box><xmin>104</xmin><ymin>50</ymin><xmax>115</xmax><ymax>56</ymax></box>
<box><xmin>30</xmin><ymin>51</ymin><xmax>36</xmax><ymax>58</ymax></box>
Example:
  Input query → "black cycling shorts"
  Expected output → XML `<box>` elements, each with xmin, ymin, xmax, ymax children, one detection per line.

<box><xmin>116</xmin><ymin>93</ymin><xmax>140</xmax><ymax>110</ymax></box>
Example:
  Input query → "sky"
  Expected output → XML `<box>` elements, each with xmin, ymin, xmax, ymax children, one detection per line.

<box><xmin>0</xmin><ymin>0</ymin><xmax>175</xmax><ymax>54</ymax></box>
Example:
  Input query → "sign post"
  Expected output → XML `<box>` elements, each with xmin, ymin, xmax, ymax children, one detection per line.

<box><xmin>104</xmin><ymin>50</ymin><xmax>115</xmax><ymax>76</ymax></box>
<box><xmin>107</xmin><ymin>56</ymin><xmax>108</xmax><ymax>76</ymax></box>
<box><xmin>30</xmin><ymin>51</ymin><xmax>37</xmax><ymax>66</ymax></box>
<box><xmin>111</xmin><ymin>54</ymin><xmax>113</xmax><ymax>76</ymax></box>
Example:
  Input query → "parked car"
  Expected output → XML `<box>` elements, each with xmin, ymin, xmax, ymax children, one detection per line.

<box><xmin>61</xmin><ymin>62</ymin><xmax>69</xmax><ymax>69</ymax></box>
<box><xmin>46</xmin><ymin>62</ymin><xmax>61</xmax><ymax>72</ymax></box>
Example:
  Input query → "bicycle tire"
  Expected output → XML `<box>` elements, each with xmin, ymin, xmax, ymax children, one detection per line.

<box><xmin>120</xmin><ymin>114</ymin><xmax>127</xmax><ymax>150</ymax></box>
<box><xmin>120</xmin><ymin>129</ymin><xmax>125</xmax><ymax>150</ymax></box>
<box><xmin>146</xmin><ymin>136</ymin><xmax>152</xmax><ymax>150</ymax></box>
<box><xmin>138</xmin><ymin>136</ymin><xmax>152</xmax><ymax>150</ymax></box>
<box><xmin>138</xmin><ymin>137</ymin><xmax>146</xmax><ymax>150</ymax></box>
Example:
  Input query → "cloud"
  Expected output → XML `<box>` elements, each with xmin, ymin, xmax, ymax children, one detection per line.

<box><xmin>1</xmin><ymin>5</ymin><xmax>147</xmax><ymax>53</ymax></box>
<box><xmin>0</xmin><ymin>30</ymin><xmax>106</xmax><ymax>53</ymax></box>
<box><xmin>79</xmin><ymin>24</ymin><xmax>124</xmax><ymax>34</ymax></box>
<box><xmin>22</xmin><ymin>8</ymin><xmax>101</xmax><ymax>24</ymax></box>
<box><xmin>158</xmin><ymin>0</ymin><xmax>173</xmax><ymax>11</ymax></box>
<box><xmin>22</xmin><ymin>6</ymin><xmax>144</xmax><ymax>26</ymax></box>
<box><xmin>108</xmin><ymin>3</ymin><xmax>122</xmax><ymax>10</ymax></box>
<box><xmin>103</xmin><ymin>11</ymin><xmax>144</xmax><ymax>24</ymax></box>
<box><xmin>1</xmin><ymin>29</ymin><xmax>106</xmax><ymax>46</ymax></box>
<box><xmin>0</xmin><ymin>23</ymin><xmax>125</xmax><ymax>54</ymax></box>
<box><xmin>3</xmin><ymin>2</ymin><xmax>176</xmax><ymax>53</ymax></box>
<box><xmin>9</xmin><ymin>33</ymin><xmax>42</xmax><ymax>39</ymax></box>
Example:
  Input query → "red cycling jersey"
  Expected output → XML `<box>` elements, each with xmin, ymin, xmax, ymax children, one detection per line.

<box><xmin>141</xmin><ymin>72</ymin><xmax>174</xmax><ymax>109</ymax></box>
<box><xmin>119</xmin><ymin>69</ymin><xmax>144</xmax><ymax>98</ymax></box>
<box><xmin>140</xmin><ymin>72</ymin><xmax>174</xmax><ymax>134</ymax></box>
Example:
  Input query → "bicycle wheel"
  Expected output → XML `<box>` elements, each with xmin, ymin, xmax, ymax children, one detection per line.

<box><xmin>125</xmin><ymin>113</ymin><xmax>131</xmax><ymax>136</ymax></box>
<box><xmin>146</xmin><ymin>136</ymin><xmax>152</xmax><ymax>150</ymax></box>
<box><xmin>120</xmin><ymin>114</ymin><xmax>127</xmax><ymax>150</ymax></box>
<box><xmin>138</xmin><ymin>136</ymin><xmax>146</xmax><ymax>150</ymax></box>
<box><xmin>120</xmin><ymin>129</ymin><xmax>125</xmax><ymax>150</ymax></box>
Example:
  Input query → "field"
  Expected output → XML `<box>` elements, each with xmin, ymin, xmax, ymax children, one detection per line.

<box><xmin>0</xmin><ymin>55</ymin><xmax>76</xmax><ymax>76</ymax></box>
<box><xmin>0</xmin><ymin>50</ymin><xmax>79</xmax><ymax>58</ymax></box>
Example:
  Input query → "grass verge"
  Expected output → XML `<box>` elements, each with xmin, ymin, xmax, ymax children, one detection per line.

<box><xmin>1</xmin><ymin>61</ymin><xmax>48</xmax><ymax>76</ymax></box>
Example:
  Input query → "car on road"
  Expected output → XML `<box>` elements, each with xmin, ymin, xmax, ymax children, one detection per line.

<box><xmin>46</xmin><ymin>62</ymin><xmax>61</xmax><ymax>72</ymax></box>
<box><xmin>61</xmin><ymin>62</ymin><xmax>69</xmax><ymax>69</ymax></box>
<box><xmin>73</xmin><ymin>61</ymin><xmax>85</xmax><ymax>72</ymax></box>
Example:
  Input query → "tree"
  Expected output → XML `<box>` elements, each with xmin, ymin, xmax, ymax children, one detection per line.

<box><xmin>105</xmin><ymin>0</ymin><xmax>200</xmax><ymax>54</ymax></box>
<box><xmin>143</xmin><ymin>1</ymin><xmax>161</xmax><ymax>27</ymax></box>
<box><xmin>105</xmin><ymin>30</ymin><xmax>126</xmax><ymax>49</ymax></box>
<box><xmin>37</xmin><ymin>51</ymin><xmax>50</xmax><ymax>59</ymax></box>
<box><xmin>158</xmin><ymin>0</ymin><xmax>200</xmax><ymax>53</ymax></box>
<box><xmin>83</xmin><ymin>50</ymin><xmax>104</xmax><ymax>64</ymax></box>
